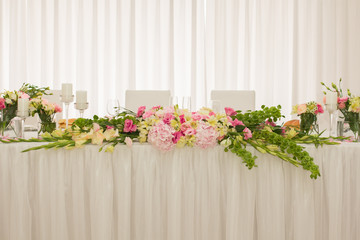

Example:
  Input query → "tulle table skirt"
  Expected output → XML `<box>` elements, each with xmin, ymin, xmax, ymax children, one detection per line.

<box><xmin>0</xmin><ymin>143</ymin><xmax>359</xmax><ymax>240</ymax></box>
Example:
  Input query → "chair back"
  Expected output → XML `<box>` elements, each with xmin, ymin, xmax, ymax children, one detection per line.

<box><xmin>125</xmin><ymin>90</ymin><xmax>171</xmax><ymax>112</ymax></box>
<box><xmin>210</xmin><ymin>90</ymin><xmax>255</xmax><ymax>112</ymax></box>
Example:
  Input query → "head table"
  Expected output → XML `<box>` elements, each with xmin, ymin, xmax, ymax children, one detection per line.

<box><xmin>0</xmin><ymin>142</ymin><xmax>359</xmax><ymax>240</ymax></box>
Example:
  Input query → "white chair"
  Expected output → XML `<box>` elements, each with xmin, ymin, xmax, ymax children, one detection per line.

<box><xmin>125</xmin><ymin>90</ymin><xmax>171</xmax><ymax>112</ymax></box>
<box><xmin>210</xmin><ymin>90</ymin><xmax>256</xmax><ymax>112</ymax></box>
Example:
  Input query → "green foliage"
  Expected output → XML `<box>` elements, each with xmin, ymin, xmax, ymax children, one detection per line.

<box><xmin>19</xmin><ymin>83</ymin><xmax>50</xmax><ymax>98</ymax></box>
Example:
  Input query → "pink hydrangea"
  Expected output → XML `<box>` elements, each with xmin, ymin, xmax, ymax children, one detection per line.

<box><xmin>0</xmin><ymin>98</ymin><xmax>5</xmax><ymax>110</ymax></box>
<box><xmin>194</xmin><ymin>122</ymin><xmax>219</xmax><ymax>149</ymax></box>
<box><xmin>148</xmin><ymin>121</ymin><xmax>175</xmax><ymax>151</ymax></box>
<box><xmin>123</xmin><ymin>119</ymin><xmax>137</xmax><ymax>133</ymax></box>
<box><xmin>243</xmin><ymin>127</ymin><xmax>252</xmax><ymax>140</ymax></box>
<box><xmin>225</xmin><ymin>107</ymin><xmax>237</xmax><ymax>116</ymax></box>
<box><xmin>163</xmin><ymin>106</ymin><xmax>175</xmax><ymax>114</ymax></box>
<box><xmin>137</xmin><ymin>106</ymin><xmax>146</xmax><ymax>117</ymax></box>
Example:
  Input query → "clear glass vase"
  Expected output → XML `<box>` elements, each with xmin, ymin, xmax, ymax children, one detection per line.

<box><xmin>38</xmin><ymin>121</ymin><xmax>56</xmax><ymax>135</ymax></box>
<box><xmin>300</xmin><ymin>113</ymin><xmax>318</xmax><ymax>135</ymax></box>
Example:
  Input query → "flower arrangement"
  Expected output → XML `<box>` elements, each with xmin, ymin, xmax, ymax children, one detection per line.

<box><xmin>0</xmin><ymin>83</ymin><xmax>50</xmax><ymax>135</ymax></box>
<box><xmin>321</xmin><ymin>79</ymin><xmax>360</xmax><ymax>139</ymax></box>
<box><xmin>137</xmin><ymin>105</ymin><xmax>235</xmax><ymax>151</ymax></box>
<box><xmin>291</xmin><ymin>101</ymin><xmax>324</xmax><ymax>135</ymax></box>
<box><xmin>1</xmin><ymin>103</ymin><xmax>340</xmax><ymax>179</ymax></box>
<box><xmin>29</xmin><ymin>97</ymin><xmax>62</xmax><ymax>134</ymax></box>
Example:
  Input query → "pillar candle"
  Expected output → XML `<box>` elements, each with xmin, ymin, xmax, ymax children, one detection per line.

<box><xmin>18</xmin><ymin>98</ymin><xmax>29</xmax><ymax>112</ymax></box>
<box><xmin>76</xmin><ymin>91</ymin><xmax>87</xmax><ymax>104</ymax></box>
<box><xmin>62</xmin><ymin>83</ymin><xmax>73</xmax><ymax>97</ymax></box>
<box><xmin>327</xmin><ymin>91</ymin><xmax>338</xmax><ymax>105</ymax></box>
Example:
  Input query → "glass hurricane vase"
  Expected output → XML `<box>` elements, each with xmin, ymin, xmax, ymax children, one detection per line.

<box><xmin>300</xmin><ymin>113</ymin><xmax>318</xmax><ymax>135</ymax></box>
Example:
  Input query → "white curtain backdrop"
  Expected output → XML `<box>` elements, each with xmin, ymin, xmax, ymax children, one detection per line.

<box><xmin>1</xmin><ymin>0</ymin><xmax>360</xmax><ymax>118</ymax></box>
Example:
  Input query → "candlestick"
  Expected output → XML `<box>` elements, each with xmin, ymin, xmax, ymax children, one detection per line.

<box><xmin>75</xmin><ymin>102</ymin><xmax>89</xmax><ymax>118</ymax></box>
<box><xmin>76</xmin><ymin>91</ymin><xmax>87</xmax><ymax>104</ymax></box>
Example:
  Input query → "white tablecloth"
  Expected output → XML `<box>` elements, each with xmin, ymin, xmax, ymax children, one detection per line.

<box><xmin>0</xmin><ymin>142</ymin><xmax>359</xmax><ymax>240</ymax></box>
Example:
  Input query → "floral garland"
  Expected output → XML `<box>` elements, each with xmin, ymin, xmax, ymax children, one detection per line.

<box><xmin>0</xmin><ymin>104</ymin><xmax>341</xmax><ymax>179</ymax></box>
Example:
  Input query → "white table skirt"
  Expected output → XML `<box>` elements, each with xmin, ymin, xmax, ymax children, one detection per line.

<box><xmin>0</xmin><ymin>142</ymin><xmax>359</xmax><ymax>240</ymax></box>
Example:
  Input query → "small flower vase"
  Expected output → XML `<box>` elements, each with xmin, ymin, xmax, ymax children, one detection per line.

<box><xmin>38</xmin><ymin>121</ymin><xmax>56</xmax><ymax>135</ymax></box>
<box><xmin>0</xmin><ymin>110</ymin><xmax>9</xmax><ymax>136</ymax></box>
<box><xmin>340</xmin><ymin>112</ymin><xmax>360</xmax><ymax>141</ymax></box>
<box><xmin>300</xmin><ymin>113</ymin><xmax>318</xmax><ymax>135</ymax></box>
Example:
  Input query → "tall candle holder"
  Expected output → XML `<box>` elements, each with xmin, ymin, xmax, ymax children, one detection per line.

<box><xmin>74</xmin><ymin>102</ymin><xmax>89</xmax><ymax>118</ymax></box>
<box><xmin>16</xmin><ymin>110</ymin><xmax>29</xmax><ymax>138</ymax></box>
<box><xmin>326</xmin><ymin>103</ymin><xmax>337</xmax><ymax>137</ymax></box>
<box><xmin>60</xmin><ymin>95</ymin><xmax>74</xmax><ymax>128</ymax></box>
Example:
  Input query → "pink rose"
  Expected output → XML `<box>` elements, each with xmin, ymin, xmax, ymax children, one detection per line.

<box><xmin>54</xmin><ymin>104</ymin><xmax>62</xmax><ymax>113</ymax></box>
<box><xmin>137</xmin><ymin>106</ymin><xmax>146</xmax><ymax>117</ymax></box>
<box><xmin>180</xmin><ymin>122</ymin><xmax>191</xmax><ymax>132</ymax></box>
<box><xmin>179</xmin><ymin>114</ymin><xmax>186</xmax><ymax>124</ymax></box>
<box><xmin>19</xmin><ymin>92</ymin><xmax>30</xmax><ymax>99</ymax></box>
<box><xmin>0</xmin><ymin>98</ymin><xmax>6</xmax><ymax>110</ymax></box>
<box><xmin>265</xmin><ymin>120</ymin><xmax>276</xmax><ymax>127</ymax></box>
<box><xmin>338</xmin><ymin>97</ymin><xmax>348</xmax><ymax>103</ymax></box>
<box><xmin>151</xmin><ymin>105</ymin><xmax>161</xmax><ymax>110</ymax></box>
<box><xmin>172</xmin><ymin>131</ymin><xmax>184</xmax><ymax>143</ymax></box>
<box><xmin>229</xmin><ymin>118</ymin><xmax>244</xmax><ymax>127</ymax></box>
<box><xmin>123</xmin><ymin>119</ymin><xmax>137</xmax><ymax>133</ymax></box>
<box><xmin>143</xmin><ymin>110</ymin><xmax>154</xmax><ymax>119</ymax></box>
<box><xmin>184</xmin><ymin>128</ymin><xmax>196</xmax><ymax>136</ymax></box>
<box><xmin>316</xmin><ymin>104</ymin><xmax>324</xmax><ymax>114</ymax></box>
<box><xmin>209</xmin><ymin>111</ymin><xmax>216</xmax><ymax>116</ymax></box>
<box><xmin>297</xmin><ymin>104</ymin><xmax>307</xmax><ymax>115</ymax></box>
<box><xmin>225</xmin><ymin>107</ymin><xmax>237</xmax><ymax>116</ymax></box>
<box><xmin>163</xmin><ymin>112</ymin><xmax>175</xmax><ymax>124</ymax></box>
<box><xmin>243</xmin><ymin>127</ymin><xmax>252</xmax><ymax>140</ymax></box>
<box><xmin>106</xmin><ymin>125</ymin><xmax>114</xmax><ymax>130</ymax></box>
<box><xmin>192</xmin><ymin>113</ymin><xmax>202</xmax><ymax>121</ymax></box>
<box><xmin>338</xmin><ymin>102</ymin><xmax>346</xmax><ymax>109</ymax></box>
